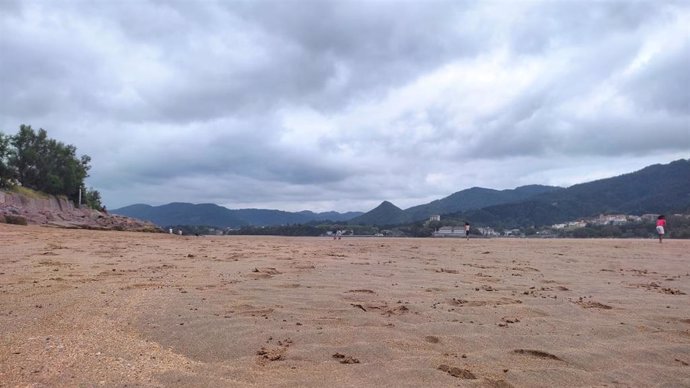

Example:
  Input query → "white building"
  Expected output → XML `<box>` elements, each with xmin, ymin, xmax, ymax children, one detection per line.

<box><xmin>433</xmin><ymin>226</ymin><xmax>465</xmax><ymax>237</ymax></box>
<box><xmin>552</xmin><ymin>220</ymin><xmax>587</xmax><ymax>229</ymax></box>
<box><xmin>477</xmin><ymin>226</ymin><xmax>500</xmax><ymax>237</ymax></box>
<box><xmin>504</xmin><ymin>229</ymin><xmax>523</xmax><ymax>237</ymax></box>
<box><xmin>592</xmin><ymin>214</ymin><xmax>628</xmax><ymax>225</ymax></box>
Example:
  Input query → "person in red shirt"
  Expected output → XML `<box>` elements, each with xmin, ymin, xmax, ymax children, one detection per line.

<box><xmin>655</xmin><ymin>215</ymin><xmax>667</xmax><ymax>243</ymax></box>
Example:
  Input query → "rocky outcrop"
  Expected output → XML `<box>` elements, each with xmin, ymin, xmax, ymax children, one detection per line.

<box><xmin>0</xmin><ymin>190</ymin><xmax>161</xmax><ymax>232</ymax></box>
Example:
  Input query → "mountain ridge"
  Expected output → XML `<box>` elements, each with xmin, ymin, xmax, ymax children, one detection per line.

<box><xmin>450</xmin><ymin>159</ymin><xmax>690</xmax><ymax>228</ymax></box>
<box><xmin>402</xmin><ymin>184</ymin><xmax>562</xmax><ymax>221</ymax></box>
<box><xmin>348</xmin><ymin>200</ymin><xmax>410</xmax><ymax>226</ymax></box>
<box><xmin>112</xmin><ymin>159</ymin><xmax>690</xmax><ymax>229</ymax></box>
<box><xmin>112</xmin><ymin>202</ymin><xmax>363</xmax><ymax>228</ymax></box>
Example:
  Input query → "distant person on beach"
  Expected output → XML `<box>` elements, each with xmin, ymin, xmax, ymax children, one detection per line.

<box><xmin>656</xmin><ymin>215</ymin><xmax>666</xmax><ymax>243</ymax></box>
<box><xmin>464</xmin><ymin>222</ymin><xmax>470</xmax><ymax>240</ymax></box>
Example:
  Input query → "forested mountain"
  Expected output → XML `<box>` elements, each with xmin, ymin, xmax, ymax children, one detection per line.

<box><xmin>347</xmin><ymin>201</ymin><xmax>410</xmax><ymax>226</ymax></box>
<box><xmin>112</xmin><ymin>203</ymin><xmax>362</xmax><ymax>228</ymax></box>
<box><xmin>452</xmin><ymin>159</ymin><xmax>690</xmax><ymax>228</ymax></box>
<box><xmin>348</xmin><ymin>185</ymin><xmax>562</xmax><ymax>226</ymax></box>
<box><xmin>404</xmin><ymin>185</ymin><xmax>562</xmax><ymax>221</ymax></box>
<box><xmin>114</xmin><ymin>159</ymin><xmax>689</xmax><ymax>230</ymax></box>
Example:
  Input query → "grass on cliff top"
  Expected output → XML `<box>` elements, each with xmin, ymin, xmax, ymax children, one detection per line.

<box><xmin>8</xmin><ymin>186</ymin><xmax>52</xmax><ymax>199</ymax></box>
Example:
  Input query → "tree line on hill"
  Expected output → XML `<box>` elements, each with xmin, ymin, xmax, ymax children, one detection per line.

<box><xmin>213</xmin><ymin>216</ymin><xmax>689</xmax><ymax>239</ymax></box>
<box><xmin>348</xmin><ymin>159</ymin><xmax>690</xmax><ymax>230</ymax></box>
<box><xmin>143</xmin><ymin>159</ymin><xmax>690</xmax><ymax>239</ymax></box>
<box><xmin>112</xmin><ymin>159</ymin><xmax>689</xmax><ymax>233</ymax></box>
<box><xmin>555</xmin><ymin>215</ymin><xmax>690</xmax><ymax>239</ymax></box>
<box><xmin>435</xmin><ymin>160</ymin><xmax>690</xmax><ymax>229</ymax></box>
<box><xmin>0</xmin><ymin>125</ymin><xmax>103</xmax><ymax>209</ymax></box>
<box><xmin>112</xmin><ymin>202</ymin><xmax>363</xmax><ymax>228</ymax></box>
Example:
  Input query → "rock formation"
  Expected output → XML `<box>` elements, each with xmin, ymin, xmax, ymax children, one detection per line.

<box><xmin>0</xmin><ymin>189</ymin><xmax>160</xmax><ymax>232</ymax></box>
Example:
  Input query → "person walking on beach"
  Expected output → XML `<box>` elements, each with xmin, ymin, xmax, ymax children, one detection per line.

<box><xmin>656</xmin><ymin>215</ymin><xmax>666</xmax><ymax>243</ymax></box>
<box><xmin>464</xmin><ymin>222</ymin><xmax>470</xmax><ymax>240</ymax></box>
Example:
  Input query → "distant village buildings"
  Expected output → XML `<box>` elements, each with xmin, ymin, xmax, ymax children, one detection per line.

<box><xmin>477</xmin><ymin>226</ymin><xmax>501</xmax><ymax>237</ymax></box>
<box><xmin>591</xmin><ymin>214</ymin><xmax>631</xmax><ymax>225</ymax></box>
<box><xmin>503</xmin><ymin>228</ymin><xmax>523</xmax><ymax>237</ymax></box>
<box><xmin>432</xmin><ymin>226</ymin><xmax>464</xmax><ymax>237</ymax></box>
<box><xmin>551</xmin><ymin>214</ymin><xmax>651</xmax><ymax>230</ymax></box>
<box><xmin>429</xmin><ymin>211</ymin><xmax>674</xmax><ymax>239</ymax></box>
<box><xmin>325</xmin><ymin>229</ymin><xmax>353</xmax><ymax>237</ymax></box>
<box><xmin>551</xmin><ymin>220</ymin><xmax>587</xmax><ymax>230</ymax></box>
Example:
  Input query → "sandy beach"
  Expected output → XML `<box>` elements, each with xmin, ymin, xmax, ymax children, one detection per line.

<box><xmin>1</xmin><ymin>224</ymin><xmax>688</xmax><ymax>387</ymax></box>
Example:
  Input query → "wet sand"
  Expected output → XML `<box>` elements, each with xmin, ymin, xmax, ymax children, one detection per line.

<box><xmin>1</xmin><ymin>224</ymin><xmax>689</xmax><ymax>387</ymax></box>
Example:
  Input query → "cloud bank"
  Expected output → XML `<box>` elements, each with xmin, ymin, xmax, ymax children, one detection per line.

<box><xmin>1</xmin><ymin>0</ymin><xmax>688</xmax><ymax>212</ymax></box>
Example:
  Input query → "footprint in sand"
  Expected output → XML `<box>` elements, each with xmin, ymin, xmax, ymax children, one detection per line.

<box><xmin>451</xmin><ymin>297</ymin><xmax>522</xmax><ymax>307</ymax></box>
<box><xmin>512</xmin><ymin>349</ymin><xmax>563</xmax><ymax>361</ymax></box>
<box><xmin>660</xmin><ymin>287</ymin><xmax>686</xmax><ymax>295</ymax></box>
<box><xmin>253</xmin><ymin>267</ymin><xmax>281</xmax><ymax>275</ymax></box>
<box><xmin>572</xmin><ymin>297</ymin><xmax>612</xmax><ymax>309</ymax></box>
<box><xmin>247</xmin><ymin>267</ymin><xmax>282</xmax><ymax>279</ymax></box>
<box><xmin>498</xmin><ymin>317</ymin><xmax>520</xmax><ymax>327</ymax></box>
<box><xmin>332</xmin><ymin>353</ymin><xmax>360</xmax><ymax>364</ymax></box>
<box><xmin>277</xmin><ymin>283</ymin><xmax>301</xmax><ymax>288</ymax></box>
<box><xmin>485</xmin><ymin>379</ymin><xmax>515</xmax><ymax>388</ymax></box>
<box><xmin>257</xmin><ymin>338</ymin><xmax>293</xmax><ymax>362</ymax></box>
<box><xmin>424</xmin><ymin>336</ymin><xmax>440</xmax><ymax>343</ymax></box>
<box><xmin>256</xmin><ymin>347</ymin><xmax>284</xmax><ymax>361</ymax></box>
<box><xmin>437</xmin><ymin>364</ymin><xmax>476</xmax><ymax>379</ymax></box>
<box><xmin>383</xmin><ymin>305</ymin><xmax>409</xmax><ymax>316</ymax></box>
<box><xmin>347</xmin><ymin>289</ymin><xmax>375</xmax><ymax>294</ymax></box>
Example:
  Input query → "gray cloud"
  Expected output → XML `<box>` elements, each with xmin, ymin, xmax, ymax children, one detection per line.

<box><xmin>1</xmin><ymin>0</ymin><xmax>688</xmax><ymax>212</ymax></box>
<box><xmin>624</xmin><ymin>41</ymin><xmax>690</xmax><ymax>114</ymax></box>
<box><xmin>506</xmin><ymin>1</ymin><xmax>665</xmax><ymax>53</ymax></box>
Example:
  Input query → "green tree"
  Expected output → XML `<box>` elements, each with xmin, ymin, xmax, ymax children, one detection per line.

<box><xmin>9</xmin><ymin>125</ymin><xmax>91</xmax><ymax>202</ymax></box>
<box><xmin>10</xmin><ymin>125</ymin><xmax>43</xmax><ymax>188</ymax></box>
<box><xmin>427</xmin><ymin>220</ymin><xmax>443</xmax><ymax>231</ymax></box>
<box><xmin>0</xmin><ymin>132</ymin><xmax>14</xmax><ymax>188</ymax></box>
<box><xmin>84</xmin><ymin>187</ymin><xmax>104</xmax><ymax>210</ymax></box>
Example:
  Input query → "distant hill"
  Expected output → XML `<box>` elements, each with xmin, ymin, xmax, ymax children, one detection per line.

<box><xmin>454</xmin><ymin>159</ymin><xmax>690</xmax><ymax>228</ymax></box>
<box><xmin>111</xmin><ymin>203</ymin><xmax>362</xmax><ymax>228</ymax></box>
<box><xmin>231</xmin><ymin>208</ymin><xmax>362</xmax><ymax>226</ymax></box>
<box><xmin>349</xmin><ymin>185</ymin><xmax>561</xmax><ymax>226</ymax></box>
<box><xmin>112</xmin><ymin>203</ymin><xmax>248</xmax><ymax>228</ymax></box>
<box><xmin>404</xmin><ymin>185</ymin><xmax>562</xmax><ymax>221</ymax></box>
<box><xmin>113</xmin><ymin>159</ymin><xmax>689</xmax><ymax>230</ymax></box>
<box><xmin>348</xmin><ymin>201</ymin><xmax>410</xmax><ymax>226</ymax></box>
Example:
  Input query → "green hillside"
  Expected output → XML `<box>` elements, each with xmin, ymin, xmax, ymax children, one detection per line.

<box><xmin>454</xmin><ymin>159</ymin><xmax>690</xmax><ymax>228</ymax></box>
<box><xmin>112</xmin><ymin>203</ymin><xmax>363</xmax><ymax>228</ymax></box>
<box><xmin>404</xmin><ymin>185</ymin><xmax>562</xmax><ymax>221</ymax></box>
<box><xmin>348</xmin><ymin>201</ymin><xmax>410</xmax><ymax>226</ymax></box>
<box><xmin>114</xmin><ymin>159</ymin><xmax>690</xmax><ymax>231</ymax></box>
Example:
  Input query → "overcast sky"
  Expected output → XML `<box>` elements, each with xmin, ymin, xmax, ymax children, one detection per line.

<box><xmin>1</xmin><ymin>0</ymin><xmax>688</xmax><ymax>212</ymax></box>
